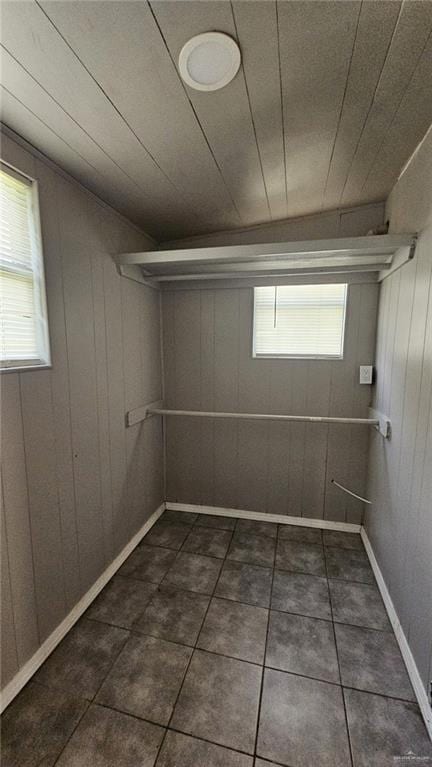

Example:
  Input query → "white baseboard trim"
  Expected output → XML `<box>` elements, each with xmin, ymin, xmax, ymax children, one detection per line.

<box><xmin>167</xmin><ymin>502</ymin><xmax>361</xmax><ymax>533</ymax></box>
<box><xmin>361</xmin><ymin>527</ymin><xmax>432</xmax><ymax>740</ymax></box>
<box><xmin>0</xmin><ymin>503</ymin><xmax>165</xmax><ymax>713</ymax></box>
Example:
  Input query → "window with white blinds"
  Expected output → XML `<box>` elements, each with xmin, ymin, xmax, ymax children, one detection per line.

<box><xmin>253</xmin><ymin>283</ymin><xmax>347</xmax><ymax>359</ymax></box>
<box><xmin>0</xmin><ymin>162</ymin><xmax>50</xmax><ymax>370</ymax></box>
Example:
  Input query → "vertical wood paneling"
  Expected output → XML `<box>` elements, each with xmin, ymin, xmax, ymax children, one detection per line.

<box><xmin>174</xmin><ymin>291</ymin><xmax>202</xmax><ymax>504</ymax></box>
<box><xmin>90</xmin><ymin>243</ymin><xmax>114</xmax><ymax>565</ymax></box>
<box><xmin>399</xmin><ymin>242</ymin><xmax>432</xmax><ymax>626</ymax></box>
<box><xmin>301</xmin><ymin>362</ymin><xmax>331</xmax><ymax>519</ymax></box>
<box><xmin>58</xmin><ymin>179</ymin><xmax>105</xmax><ymax>591</ymax></box>
<box><xmin>345</xmin><ymin>283</ymin><xmax>379</xmax><ymax>523</ymax></box>
<box><xmin>1</xmin><ymin>483</ymin><xmax>19</xmax><ymax>686</ymax></box>
<box><xmin>213</xmin><ymin>290</ymin><xmax>240</xmax><ymax>508</ymax></box>
<box><xmin>366</xmin><ymin>128</ymin><xmax>432</xmax><ymax>696</ymax></box>
<box><xmin>36</xmin><ymin>159</ymin><xmax>82</xmax><ymax>608</ymax></box>
<box><xmin>1</xmin><ymin>375</ymin><xmax>40</xmax><ymax>664</ymax></box>
<box><xmin>141</xmin><ymin>285</ymin><xmax>164</xmax><ymax>518</ymax></box>
<box><xmin>103</xmin><ymin>254</ymin><xmax>129</xmax><ymax>555</ymax></box>
<box><xmin>1</xmin><ymin>134</ymin><xmax>164</xmax><ymax>694</ymax></box>
<box><xmin>123</xmin><ymin>278</ymin><xmax>146</xmax><ymax>538</ymax></box>
<box><xmin>163</xmin><ymin>281</ymin><xmax>377</xmax><ymax>519</ymax></box>
<box><xmin>199</xmin><ymin>290</ymin><xmax>216</xmax><ymax>506</ymax></box>
<box><xmin>162</xmin><ymin>291</ymin><xmax>177</xmax><ymax>502</ymax></box>
<box><xmin>266</xmin><ymin>359</ymin><xmax>293</xmax><ymax>516</ymax></box>
<box><xmin>285</xmin><ymin>365</ymin><xmax>308</xmax><ymax>517</ymax></box>
<box><xmin>237</xmin><ymin>289</ymin><xmax>269</xmax><ymax>511</ymax></box>
<box><xmin>19</xmin><ymin>370</ymin><xmax>66</xmax><ymax>640</ymax></box>
<box><xmin>325</xmin><ymin>284</ymin><xmax>361</xmax><ymax>521</ymax></box>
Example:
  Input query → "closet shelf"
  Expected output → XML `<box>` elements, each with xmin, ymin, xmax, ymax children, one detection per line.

<box><xmin>116</xmin><ymin>234</ymin><xmax>416</xmax><ymax>284</ymax></box>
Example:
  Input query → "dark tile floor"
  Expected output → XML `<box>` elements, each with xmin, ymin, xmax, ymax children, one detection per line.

<box><xmin>2</xmin><ymin>512</ymin><xmax>432</xmax><ymax>767</ymax></box>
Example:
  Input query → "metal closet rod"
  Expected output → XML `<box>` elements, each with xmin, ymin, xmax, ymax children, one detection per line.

<box><xmin>148</xmin><ymin>408</ymin><xmax>379</xmax><ymax>426</ymax></box>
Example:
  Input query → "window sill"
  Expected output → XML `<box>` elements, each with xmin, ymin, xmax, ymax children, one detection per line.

<box><xmin>0</xmin><ymin>363</ymin><xmax>52</xmax><ymax>374</ymax></box>
<box><xmin>252</xmin><ymin>354</ymin><xmax>344</xmax><ymax>361</ymax></box>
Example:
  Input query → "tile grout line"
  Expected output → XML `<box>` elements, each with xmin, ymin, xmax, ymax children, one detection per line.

<box><xmin>51</xmin><ymin>623</ymin><xmax>131</xmax><ymax>766</ymax></box>
<box><xmin>252</xmin><ymin>517</ymin><xmax>278</xmax><ymax>761</ymax></box>
<box><xmin>86</xmin><ymin>602</ymin><xmax>395</xmax><ymax>635</ymax></box>
<box><xmin>324</xmin><ymin>544</ymin><xmax>355</xmax><ymax>767</ymax></box>
<box><xmin>150</xmin><ymin>511</ymin><xmax>238</xmax><ymax>762</ymax></box>
<box><xmin>52</xmin><ymin>699</ymin><xmax>91</xmax><ymax>766</ymax></box>
<box><xmin>82</xmin><ymin>616</ymin><xmax>419</xmax><ymax>705</ymax></box>
<box><xmin>91</xmin><ymin>700</ymin><xmax>262</xmax><ymax>763</ymax></box>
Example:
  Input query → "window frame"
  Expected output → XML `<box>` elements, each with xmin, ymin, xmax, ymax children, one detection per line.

<box><xmin>0</xmin><ymin>160</ymin><xmax>51</xmax><ymax>373</ymax></box>
<box><xmin>252</xmin><ymin>282</ymin><xmax>348</xmax><ymax>361</ymax></box>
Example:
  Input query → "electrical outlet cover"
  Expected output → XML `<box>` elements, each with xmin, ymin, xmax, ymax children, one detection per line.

<box><xmin>360</xmin><ymin>365</ymin><xmax>373</xmax><ymax>384</ymax></box>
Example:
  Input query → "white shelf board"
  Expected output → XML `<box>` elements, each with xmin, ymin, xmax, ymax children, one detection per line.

<box><xmin>116</xmin><ymin>234</ymin><xmax>416</xmax><ymax>283</ymax></box>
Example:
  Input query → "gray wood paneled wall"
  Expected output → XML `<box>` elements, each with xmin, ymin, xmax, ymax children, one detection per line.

<box><xmin>0</xmin><ymin>133</ymin><xmax>164</xmax><ymax>690</ymax></box>
<box><xmin>162</xmin><ymin>280</ymin><xmax>378</xmax><ymax>523</ymax></box>
<box><xmin>366</xmin><ymin>128</ymin><xmax>432</xmax><ymax>696</ymax></box>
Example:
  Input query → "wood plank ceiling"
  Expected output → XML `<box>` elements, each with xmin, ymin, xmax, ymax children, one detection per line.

<box><xmin>1</xmin><ymin>0</ymin><xmax>431</xmax><ymax>241</ymax></box>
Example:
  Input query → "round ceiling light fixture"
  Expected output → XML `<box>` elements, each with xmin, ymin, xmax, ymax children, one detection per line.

<box><xmin>178</xmin><ymin>32</ymin><xmax>241</xmax><ymax>92</ymax></box>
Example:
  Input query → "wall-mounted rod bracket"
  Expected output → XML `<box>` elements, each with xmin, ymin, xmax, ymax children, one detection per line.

<box><xmin>117</xmin><ymin>264</ymin><xmax>160</xmax><ymax>290</ymax></box>
<box><xmin>368</xmin><ymin>408</ymin><xmax>392</xmax><ymax>439</ymax></box>
<box><xmin>126</xmin><ymin>400</ymin><xmax>163</xmax><ymax>427</ymax></box>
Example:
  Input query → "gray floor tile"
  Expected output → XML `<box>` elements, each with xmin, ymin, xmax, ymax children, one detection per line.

<box><xmin>266</xmin><ymin>611</ymin><xmax>339</xmax><ymax>683</ymax></box>
<box><xmin>215</xmin><ymin>560</ymin><xmax>273</xmax><ymax>607</ymax></box>
<box><xmin>255</xmin><ymin>760</ymin><xmax>283</xmax><ymax>767</ymax></box>
<box><xmin>228</xmin><ymin>532</ymin><xmax>276</xmax><ymax>568</ymax></box>
<box><xmin>86</xmin><ymin>576</ymin><xmax>157</xmax><ymax>629</ymax></box>
<box><xmin>335</xmin><ymin>623</ymin><xmax>415</xmax><ymax>700</ymax></box>
<box><xmin>0</xmin><ymin>682</ymin><xmax>86</xmax><ymax>767</ymax></box>
<box><xmin>163</xmin><ymin>551</ymin><xmax>222</xmax><ymax>594</ymax></box>
<box><xmin>119</xmin><ymin>545</ymin><xmax>177</xmax><ymax>584</ymax></box>
<box><xmin>325</xmin><ymin>546</ymin><xmax>374</xmax><ymax>584</ymax></box>
<box><xmin>323</xmin><ymin>530</ymin><xmax>363</xmax><ymax>550</ymax></box>
<box><xmin>197</xmin><ymin>597</ymin><xmax>268</xmax><ymax>664</ymax></box>
<box><xmin>345</xmin><ymin>689</ymin><xmax>432</xmax><ymax>766</ymax></box>
<box><xmin>96</xmin><ymin>634</ymin><xmax>192</xmax><ymax>725</ymax></box>
<box><xmin>194</xmin><ymin>514</ymin><xmax>237</xmax><ymax>530</ymax></box>
<box><xmin>276</xmin><ymin>539</ymin><xmax>326</xmax><ymax>576</ymax></box>
<box><xmin>236</xmin><ymin>519</ymin><xmax>278</xmax><ymax>539</ymax></box>
<box><xmin>257</xmin><ymin>669</ymin><xmax>351</xmax><ymax>767</ymax></box>
<box><xmin>182</xmin><ymin>525</ymin><xmax>232</xmax><ymax>558</ymax></box>
<box><xmin>271</xmin><ymin>570</ymin><xmax>331</xmax><ymax>620</ymax></box>
<box><xmin>329</xmin><ymin>579</ymin><xmax>391</xmax><ymax>631</ymax></box>
<box><xmin>56</xmin><ymin>704</ymin><xmax>164</xmax><ymax>767</ymax></box>
<box><xmin>171</xmin><ymin>650</ymin><xmax>261</xmax><ymax>754</ymax></box>
<box><xmin>145</xmin><ymin>521</ymin><xmax>192</xmax><ymax>550</ymax></box>
<box><xmin>156</xmin><ymin>730</ymin><xmax>253</xmax><ymax>767</ymax></box>
<box><xmin>34</xmin><ymin>618</ymin><xmax>128</xmax><ymax>699</ymax></box>
<box><xmin>135</xmin><ymin>585</ymin><xmax>210</xmax><ymax>645</ymax></box>
<box><xmin>162</xmin><ymin>509</ymin><xmax>198</xmax><ymax>525</ymax></box>
<box><xmin>278</xmin><ymin>524</ymin><xmax>323</xmax><ymax>545</ymax></box>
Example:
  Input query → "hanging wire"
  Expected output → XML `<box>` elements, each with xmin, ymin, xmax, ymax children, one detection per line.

<box><xmin>273</xmin><ymin>285</ymin><xmax>278</xmax><ymax>328</ymax></box>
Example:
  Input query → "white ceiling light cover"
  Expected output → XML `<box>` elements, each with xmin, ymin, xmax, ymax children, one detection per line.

<box><xmin>178</xmin><ymin>32</ymin><xmax>241</xmax><ymax>91</ymax></box>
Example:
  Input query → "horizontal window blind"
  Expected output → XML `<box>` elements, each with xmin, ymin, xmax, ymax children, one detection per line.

<box><xmin>253</xmin><ymin>283</ymin><xmax>347</xmax><ymax>358</ymax></box>
<box><xmin>0</xmin><ymin>166</ymin><xmax>33</xmax><ymax>272</ymax></box>
<box><xmin>0</xmin><ymin>270</ymin><xmax>38</xmax><ymax>361</ymax></box>
<box><xmin>0</xmin><ymin>164</ymin><xmax>50</xmax><ymax>368</ymax></box>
